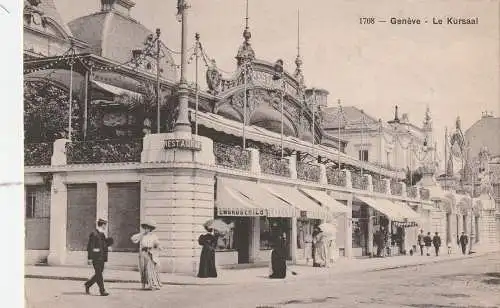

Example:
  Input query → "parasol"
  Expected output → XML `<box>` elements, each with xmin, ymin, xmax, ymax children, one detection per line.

<box><xmin>203</xmin><ymin>219</ymin><xmax>231</xmax><ymax>234</ymax></box>
<box><xmin>318</xmin><ymin>223</ymin><xmax>336</xmax><ymax>237</ymax></box>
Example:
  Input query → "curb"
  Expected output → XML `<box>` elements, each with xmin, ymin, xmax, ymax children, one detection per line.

<box><xmin>367</xmin><ymin>252</ymin><xmax>489</xmax><ymax>272</ymax></box>
<box><xmin>25</xmin><ymin>252</ymin><xmax>494</xmax><ymax>285</ymax></box>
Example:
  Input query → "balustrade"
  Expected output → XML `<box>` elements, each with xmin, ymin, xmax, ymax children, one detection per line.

<box><xmin>259</xmin><ymin>153</ymin><xmax>290</xmax><ymax>177</ymax></box>
<box><xmin>213</xmin><ymin>142</ymin><xmax>250</xmax><ymax>171</ymax></box>
<box><xmin>407</xmin><ymin>186</ymin><xmax>418</xmax><ymax>199</ymax></box>
<box><xmin>352</xmin><ymin>173</ymin><xmax>368</xmax><ymax>190</ymax></box>
<box><xmin>66</xmin><ymin>139</ymin><xmax>142</xmax><ymax>164</ymax></box>
<box><xmin>390</xmin><ymin>180</ymin><xmax>403</xmax><ymax>196</ymax></box>
<box><xmin>296</xmin><ymin>161</ymin><xmax>320</xmax><ymax>182</ymax></box>
<box><xmin>325</xmin><ymin>167</ymin><xmax>347</xmax><ymax>187</ymax></box>
<box><xmin>25</xmin><ymin>142</ymin><xmax>53</xmax><ymax>166</ymax></box>
<box><xmin>373</xmin><ymin>177</ymin><xmax>387</xmax><ymax>194</ymax></box>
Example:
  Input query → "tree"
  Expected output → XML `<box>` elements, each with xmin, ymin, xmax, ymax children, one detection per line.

<box><xmin>24</xmin><ymin>80</ymin><xmax>80</xmax><ymax>143</ymax></box>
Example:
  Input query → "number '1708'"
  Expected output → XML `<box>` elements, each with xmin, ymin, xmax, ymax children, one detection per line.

<box><xmin>360</xmin><ymin>17</ymin><xmax>375</xmax><ymax>24</ymax></box>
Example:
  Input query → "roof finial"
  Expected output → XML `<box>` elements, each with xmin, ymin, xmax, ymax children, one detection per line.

<box><xmin>294</xmin><ymin>9</ymin><xmax>305</xmax><ymax>88</ymax></box>
<box><xmin>236</xmin><ymin>0</ymin><xmax>255</xmax><ymax>66</ymax></box>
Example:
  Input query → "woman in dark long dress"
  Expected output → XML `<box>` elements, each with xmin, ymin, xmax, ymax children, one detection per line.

<box><xmin>269</xmin><ymin>236</ymin><xmax>287</xmax><ymax>279</ymax></box>
<box><xmin>197</xmin><ymin>227</ymin><xmax>218</xmax><ymax>278</ymax></box>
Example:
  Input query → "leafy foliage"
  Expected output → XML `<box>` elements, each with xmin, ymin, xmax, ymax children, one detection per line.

<box><xmin>24</xmin><ymin>80</ymin><xmax>80</xmax><ymax>143</ymax></box>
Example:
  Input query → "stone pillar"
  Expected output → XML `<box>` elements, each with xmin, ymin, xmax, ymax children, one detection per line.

<box><xmin>344</xmin><ymin>170</ymin><xmax>352</xmax><ymax>189</ymax></box>
<box><xmin>401</xmin><ymin>182</ymin><xmax>407</xmax><ymax>198</ymax></box>
<box><xmin>96</xmin><ymin>182</ymin><xmax>108</xmax><ymax>227</ymax></box>
<box><xmin>141</xmin><ymin>133</ymin><xmax>216</xmax><ymax>274</ymax></box>
<box><xmin>345</xmin><ymin>198</ymin><xmax>353</xmax><ymax>258</ymax></box>
<box><xmin>47</xmin><ymin>174</ymin><xmax>67</xmax><ymax>265</ymax></box>
<box><xmin>367</xmin><ymin>207</ymin><xmax>374</xmax><ymax>256</ymax></box>
<box><xmin>291</xmin><ymin>217</ymin><xmax>298</xmax><ymax>263</ymax></box>
<box><xmin>366</xmin><ymin>175</ymin><xmax>373</xmax><ymax>192</ymax></box>
<box><xmin>249</xmin><ymin>148</ymin><xmax>261</xmax><ymax>175</ymax></box>
<box><xmin>289</xmin><ymin>154</ymin><xmax>297</xmax><ymax>180</ymax></box>
<box><xmin>384</xmin><ymin>179</ymin><xmax>391</xmax><ymax>195</ymax></box>
<box><xmin>51</xmin><ymin>139</ymin><xmax>70</xmax><ymax>166</ymax></box>
<box><xmin>249</xmin><ymin>217</ymin><xmax>260</xmax><ymax>263</ymax></box>
<box><xmin>319</xmin><ymin>164</ymin><xmax>327</xmax><ymax>185</ymax></box>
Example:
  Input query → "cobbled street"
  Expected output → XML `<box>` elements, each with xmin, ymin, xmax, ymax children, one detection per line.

<box><xmin>26</xmin><ymin>253</ymin><xmax>500</xmax><ymax>308</ymax></box>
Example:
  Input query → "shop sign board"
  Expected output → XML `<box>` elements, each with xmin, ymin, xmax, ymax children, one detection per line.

<box><xmin>164</xmin><ymin>139</ymin><xmax>202</xmax><ymax>151</ymax></box>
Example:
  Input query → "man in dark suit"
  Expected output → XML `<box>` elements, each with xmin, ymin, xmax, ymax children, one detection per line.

<box><xmin>459</xmin><ymin>232</ymin><xmax>469</xmax><ymax>255</ymax></box>
<box><xmin>85</xmin><ymin>218</ymin><xmax>113</xmax><ymax>296</ymax></box>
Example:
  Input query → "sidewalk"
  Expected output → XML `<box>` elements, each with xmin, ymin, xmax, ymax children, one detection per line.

<box><xmin>25</xmin><ymin>251</ymin><xmax>494</xmax><ymax>286</ymax></box>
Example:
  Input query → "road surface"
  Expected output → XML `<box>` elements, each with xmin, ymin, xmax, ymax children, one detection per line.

<box><xmin>26</xmin><ymin>253</ymin><xmax>500</xmax><ymax>308</ymax></box>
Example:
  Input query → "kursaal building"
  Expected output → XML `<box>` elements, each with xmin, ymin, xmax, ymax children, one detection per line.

<box><xmin>23</xmin><ymin>0</ymin><xmax>499</xmax><ymax>273</ymax></box>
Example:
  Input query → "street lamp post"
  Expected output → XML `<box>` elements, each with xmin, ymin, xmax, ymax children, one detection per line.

<box><xmin>175</xmin><ymin>0</ymin><xmax>192</xmax><ymax>133</ymax></box>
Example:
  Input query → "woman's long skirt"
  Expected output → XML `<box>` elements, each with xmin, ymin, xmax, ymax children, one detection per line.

<box><xmin>198</xmin><ymin>247</ymin><xmax>217</xmax><ymax>278</ymax></box>
<box><xmin>269</xmin><ymin>249</ymin><xmax>286</xmax><ymax>279</ymax></box>
<box><xmin>313</xmin><ymin>242</ymin><xmax>327</xmax><ymax>267</ymax></box>
<box><xmin>138</xmin><ymin>251</ymin><xmax>162</xmax><ymax>289</ymax></box>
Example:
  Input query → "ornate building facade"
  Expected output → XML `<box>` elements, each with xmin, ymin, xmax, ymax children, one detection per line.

<box><xmin>23</xmin><ymin>0</ymin><xmax>498</xmax><ymax>273</ymax></box>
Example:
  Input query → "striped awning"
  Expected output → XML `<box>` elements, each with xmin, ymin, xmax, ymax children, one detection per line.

<box><xmin>216</xmin><ymin>178</ymin><xmax>295</xmax><ymax>217</ymax></box>
<box><xmin>264</xmin><ymin>184</ymin><xmax>328</xmax><ymax>219</ymax></box>
<box><xmin>299</xmin><ymin>188</ymin><xmax>349</xmax><ymax>213</ymax></box>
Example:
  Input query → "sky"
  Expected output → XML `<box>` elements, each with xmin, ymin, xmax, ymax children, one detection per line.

<box><xmin>54</xmin><ymin>0</ymin><xmax>499</xmax><ymax>165</ymax></box>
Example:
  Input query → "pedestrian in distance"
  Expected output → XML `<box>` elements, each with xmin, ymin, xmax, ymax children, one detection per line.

<box><xmin>197</xmin><ymin>225</ymin><xmax>219</xmax><ymax>278</ymax></box>
<box><xmin>311</xmin><ymin>227</ymin><xmax>320</xmax><ymax>267</ymax></box>
<box><xmin>130</xmin><ymin>220</ymin><xmax>163</xmax><ymax>290</ymax></box>
<box><xmin>447</xmin><ymin>241</ymin><xmax>452</xmax><ymax>255</ymax></box>
<box><xmin>417</xmin><ymin>229</ymin><xmax>425</xmax><ymax>256</ymax></box>
<box><xmin>423</xmin><ymin>232</ymin><xmax>432</xmax><ymax>256</ymax></box>
<box><xmin>85</xmin><ymin>218</ymin><xmax>114</xmax><ymax>296</ymax></box>
<box><xmin>304</xmin><ymin>233</ymin><xmax>313</xmax><ymax>265</ymax></box>
<box><xmin>459</xmin><ymin>232</ymin><xmax>469</xmax><ymax>255</ymax></box>
<box><xmin>432</xmin><ymin>232</ymin><xmax>441</xmax><ymax>256</ymax></box>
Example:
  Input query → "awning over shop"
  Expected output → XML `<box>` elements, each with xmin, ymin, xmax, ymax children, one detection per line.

<box><xmin>393</xmin><ymin>201</ymin><xmax>422</xmax><ymax>221</ymax></box>
<box><xmin>92</xmin><ymin>80</ymin><xmax>142</xmax><ymax>98</ymax></box>
<box><xmin>299</xmin><ymin>188</ymin><xmax>349</xmax><ymax>214</ymax></box>
<box><xmin>355</xmin><ymin>195</ymin><xmax>404</xmax><ymax>221</ymax></box>
<box><xmin>216</xmin><ymin>178</ymin><xmax>295</xmax><ymax>217</ymax></box>
<box><xmin>264</xmin><ymin>184</ymin><xmax>328</xmax><ymax>220</ymax></box>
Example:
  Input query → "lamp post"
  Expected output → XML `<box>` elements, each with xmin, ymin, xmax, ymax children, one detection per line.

<box><xmin>175</xmin><ymin>0</ymin><xmax>192</xmax><ymax>133</ymax></box>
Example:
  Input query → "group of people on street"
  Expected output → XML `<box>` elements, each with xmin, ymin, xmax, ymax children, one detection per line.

<box><xmin>417</xmin><ymin>230</ymin><xmax>442</xmax><ymax>256</ymax></box>
<box><xmin>83</xmin><ymin>218</ymin><xmax>226</xmax><ymax>296</ymax></box>
<box><xmin>416</xmin><ymin>229</ymin><xmax>470</xmax><ymax>257</ymax></box>
<box><xmin>305</xmin><ymin>226</ymin><xmax>336</xmax><ymax>268</ymax></box>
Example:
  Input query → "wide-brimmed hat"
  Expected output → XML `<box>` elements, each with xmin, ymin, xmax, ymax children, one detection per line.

<box><xmin>97</xmin><ymin>218</ymin><xmax>107</xmax><ymax>225</ymax></box>
<box><xmin>141</xmin><ymin>219</ymin><xmax>157</xmax><ymax>230</ymax></box>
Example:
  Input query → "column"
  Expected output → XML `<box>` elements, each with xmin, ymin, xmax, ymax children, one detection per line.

<box><xmin>291</xmin><ymin>217</ymin><xmax>298</xmax><ymax>263</ymax></box>
<box><xmin>249</xmin><ymin>148</ymin><xmax>261</xmax><ymax>175</ymax></box>
<box><xmin>249</xmin><ymin>217</ymin><xmax>260</xmax><ymax>263</ymax></box>
<box><xmin>367</xmin><ymin>207</ymin><xmax>374</xmax><ymax>256</ymax></box>
<box><xmin>47</xmin><ymin>174</ymin><xmax>68</xmax><ymax>265</ymax></box>
<box><xmin>141</xmin><ymin>133</ymin><xmax>216</xmax><ymax>274</ymax></box>
<box><xmin>96</xmin><ymin>182</ymin><xmax>108</xmax><ymax>228</ymax></box>
<box><xmin>345</xmin><ymin>198</ymin><xmax>353</xmax><ymax>258</ymax></box>
<box><xmin>288</xmin><ymin>153</ymin><xmax>297</xmax><ymax>180</ymax></box>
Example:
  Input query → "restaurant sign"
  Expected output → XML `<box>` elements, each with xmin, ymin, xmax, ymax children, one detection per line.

<box><xmin>164</xmin><ymin>139</ymin><xmax>202</xmax><ymax>151</ymax></box>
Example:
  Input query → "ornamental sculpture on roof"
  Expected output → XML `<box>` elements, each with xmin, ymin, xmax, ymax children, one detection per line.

<box><xmin>206</xmin><ymin>59</ymin><xmax>222</xmax><ymax>95</ymax></box>
<box><xmin>236</xmin><ymin>27</ymin><xmax>255</xmax><ymax>66</ymax></box>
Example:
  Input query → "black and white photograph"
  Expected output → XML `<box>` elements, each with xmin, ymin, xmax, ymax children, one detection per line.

<box><xmin>5</xmin><ymin>0</ymin><xmax>500</xmax><ymax>307</ymax></box>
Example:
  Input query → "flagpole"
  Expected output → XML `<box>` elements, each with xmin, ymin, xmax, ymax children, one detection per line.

<box><xmin>337</xmin><ymin>99</ymin><xmax>341</xmax><ymax>170</ymax></box>
<box><xmin>68</xmin><ymin>62</ymin><xmax>74</xmax><ymax>140</ymax></box>
<box><xmin>281</xmin><ymin>77</ymin><xmax>285</xmax><ymax>157</ymax></box>
<box><xmin>243</xmin><ymin>63</ymin><xmax>247</xmax><ymax>149</ymax></box>
<box><xmin>195</xmin><ymin>33</ymin><xmax>200</xmax><ymax>136</ymax></box>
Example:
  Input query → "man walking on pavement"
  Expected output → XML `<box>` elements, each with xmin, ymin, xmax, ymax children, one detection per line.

<box><xmin>459</xmin><ymin>232</ymin><xmax>469</xmax><ymax>255</ymax></box>
<box><xmin>424</xmin><ymin>232</ymin><xmax>432</xmax><ymax>256</ymax></box>
<box><xmin>85</xmin><ymin>218</ymin><xmax>114</xmax><ymax>296</ymax></box>
<box><xmin>417</xmin><ymin>229</ymin><xmax>425</xmax><ymax>256</ymax></box>
<box><xmin>432</xmin><ymin>232</ymin><xmax>441</xmax><ymax>256</ymax></box>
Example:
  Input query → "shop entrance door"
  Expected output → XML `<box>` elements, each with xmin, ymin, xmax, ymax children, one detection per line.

<box><xmin>235</xmin><ymin>218</ymin><xmax>250</xmax><ymax>264</ymax></box>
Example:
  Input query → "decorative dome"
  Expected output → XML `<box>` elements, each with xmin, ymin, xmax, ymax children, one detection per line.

<box><xmin>68</xmin><ymin>0</ymin><xmax>177</xmax><ymax>81</ymax></box>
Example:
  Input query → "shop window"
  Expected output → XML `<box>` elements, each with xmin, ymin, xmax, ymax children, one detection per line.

<box><xmin>215</xmin><ymin>217</ymin><xmax>236</xmax><ymax>251</ymax></box>
<box><xmin>260</xmin><ymin>217</ymin><xmax>289</xmax><ymax>250</ymax></box>
<box><xmin>358</xmin><ymin>150</ymin><xmax>369</xmax><ymax>162</ymax></box>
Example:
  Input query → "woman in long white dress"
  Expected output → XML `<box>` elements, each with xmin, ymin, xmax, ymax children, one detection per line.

<box><xmin>313</xmin><ymin>230</ymin><xmax>328</xmax><ymax>267</ymax></box>
<box><xmin>131</xmin><ymin>220</ymin><xmax>162</xmax><ymax>290</ymax></box>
